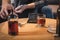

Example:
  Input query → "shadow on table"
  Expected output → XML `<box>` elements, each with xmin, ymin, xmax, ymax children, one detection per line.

<box><xmin>54</xmin><ymin>37</ymin><xmax>60</xmax><ymax>40</ymax></box>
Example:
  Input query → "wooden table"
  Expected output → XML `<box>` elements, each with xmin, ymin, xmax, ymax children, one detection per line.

<box><xmin>0</xmin><ymin>18</ymin><xmax>59</xmax><ymax>40</ymax></box>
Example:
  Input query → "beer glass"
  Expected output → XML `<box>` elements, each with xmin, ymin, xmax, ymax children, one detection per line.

<box><xmin>37</xmin><ymin>14</ymin><xmax>46</xmax><ymax>27</ymax></box>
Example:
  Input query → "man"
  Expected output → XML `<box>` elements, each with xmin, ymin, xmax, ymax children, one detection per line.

<box><xmin>0</xmin><ymin>0</ymin><xmax>54</xmax><ymax>23</ymax></box>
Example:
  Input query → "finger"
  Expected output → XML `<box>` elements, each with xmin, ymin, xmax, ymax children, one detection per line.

<box><xmin>0</xmin><ymin>10</ymin><xmax>5</xmax><ymax>17</ymax></box>
<box><xmin>1</xmin><ymin>12</ymin><xmax>5</xmax><ymax>16</ymax></box>
<box><xmin>15</xmin><ymin>10</ymin><xmax>23</xmax><ymax>13</ymax></box>
<box><xmin>15</xmin><ymin>5</ymin><xmax>23</xmax><ymax>11</ymax></box>
<box><xmin>1</xmin><ymin>12</ymin><xmax>7</xmax><ymax>18</ymax></box>
<box><xmin>0</xmin><ymin>14</ymin><xmax>4</xmax><ymax>19</ymax></box>
<box><xmin>0</xmin><ymin>10</ymin><xmax>4</xmax><ymax>18</ymax></box>
<box><xmin>4</xmin><ymin>9</ymin><xmax>8</xmax><ymax>16</ymax></box>
<box><xmin>0</xmin><ymin>15</ymin><xmax>7</xmax><ymax>19</ymax></box>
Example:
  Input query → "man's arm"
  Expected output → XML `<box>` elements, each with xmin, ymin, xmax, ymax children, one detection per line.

<box><xmin>26</xmin><ymin>0</ymin><xmax>45</xmax><ymax>9</ymax></box>
<box><xmin>19</xmin><ymin>0</ymin><xmax>45</xmax><ymax>10</ymax></box>
<box><xmin>26</xmin><ymin>3</ymin><xmax>35</xmax><ymax>9</ymax></box>
<box><xmin>15</xmin><ymin>0</ymin><xmax>45</xmax><ymax>13</ymax></box>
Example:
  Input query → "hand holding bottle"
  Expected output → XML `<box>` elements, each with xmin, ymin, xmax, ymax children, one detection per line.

<box><xmin>0</xmin><ymin>4</ymin><xmax>14</xmax><ymax>19</ymax></box>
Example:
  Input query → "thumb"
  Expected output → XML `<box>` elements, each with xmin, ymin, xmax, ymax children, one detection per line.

<box><xmin>15</xmin><ymin>5</ymin><xmax>23</xmax><ymax>11</ymax></box>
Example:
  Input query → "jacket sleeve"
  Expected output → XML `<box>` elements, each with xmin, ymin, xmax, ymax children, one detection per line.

<box><xmin>34</xmin><ymin>0</ymin><xmax>48</xmax><ymax>13</ymax></box>
<box><xmin>35</xmin><ymin>0</ymin><xmax>48</xmax><ymax>7</ymax></box>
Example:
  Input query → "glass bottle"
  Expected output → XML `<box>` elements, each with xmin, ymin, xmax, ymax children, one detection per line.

<box><xmin>56</xmin><ymin>0</ymin><xmax>60</xmax><ymax>37</ymax></box>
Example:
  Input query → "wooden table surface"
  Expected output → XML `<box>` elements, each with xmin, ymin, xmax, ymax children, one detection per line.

<box><xmin>0</xmin><ymin>18</ymin><xmax>60</xmax><ymax>40</ymax></box>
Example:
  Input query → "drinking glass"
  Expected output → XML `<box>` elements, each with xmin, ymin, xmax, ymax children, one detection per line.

<box><xmin>47</xmin><ymin>22</ymin><xmax>56</xmax><ymax>34</ymax></box>
<box><xmin>8</xmin><ymin>14</ymin><xmax>18</xmax><ymax>36</ymax></box>
<box><xmin>37</xmin><ymin>14</ymin><xmax>46</xmax><ymax>27</ymax></box>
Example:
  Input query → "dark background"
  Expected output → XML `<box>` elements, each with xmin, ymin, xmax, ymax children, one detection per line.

<box><xmin>0</xmin><ymin>0</ymin><xmax>2</xmax><ymax>5</ymax></box>
<box><xmin>0</xmin><ymin>0</ymin><xmax>2</xmax><ymax>11</ymax></box>
<box><xmin>48</xmin><ymin>0</ymin><xmax>59</xmax><ymax>5</ymax></box>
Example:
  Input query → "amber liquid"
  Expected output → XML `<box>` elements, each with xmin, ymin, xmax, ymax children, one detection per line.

<box><xmin>37</xmin><ymin>18</ymin><xmax>45</xmax><ymax>26</ymax></box>
<box><xmin>8</xmin><ymin>21</ymin><xmax>18</xmax><ymax>35</ymax></box>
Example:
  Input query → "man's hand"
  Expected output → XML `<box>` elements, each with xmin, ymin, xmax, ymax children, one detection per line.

<box><xmin>15</xmin><ymin>5</ymin><xmax>27</xmax><ymax>13</ymax></box>
<box><xmin>0</xmin><ymin>4</ymin><xmax>14</xmax><ymax>19</ymax></box>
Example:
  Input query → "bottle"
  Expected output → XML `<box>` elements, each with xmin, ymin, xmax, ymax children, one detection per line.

<box><xmin>8</xmin><ymin>10</ymin><xmax>18</xmax><ymax>36</ymax></box>
<box><xmin>56</xmin><ymin>0</ymin><xmax>60</xmax><ymax>37</ymax></box>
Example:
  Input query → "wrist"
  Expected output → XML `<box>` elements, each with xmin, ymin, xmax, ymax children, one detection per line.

<box><xmin>23</xmin><ymin>5</ymin><xmax>29</xmax><ymax>10</ymax></box>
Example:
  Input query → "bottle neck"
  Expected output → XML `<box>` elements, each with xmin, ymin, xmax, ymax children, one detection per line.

<box><xmin>57</xmin><ymin>2</ymin><xmax>60</xmax><ymax>19</ymax></box>
<box><xmin>58</xmin><ymin>2</ymin><xmax>60</xmax><ymax>10</ymax></box>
